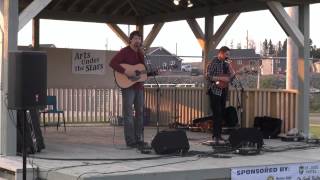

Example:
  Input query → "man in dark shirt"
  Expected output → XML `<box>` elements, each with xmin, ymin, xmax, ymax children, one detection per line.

<box><xmin>206</xmin><ymin>46</ymin><xmax>235</xmax><ymax>144</ymax></box>
<box><xmin>109</xmin><ymin>31</ymin><xmax>147</xmax><ymax>148</ymax></box>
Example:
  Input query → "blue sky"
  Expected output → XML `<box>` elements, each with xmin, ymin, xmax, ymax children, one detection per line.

<box><xmin>18</xmin><ymin>4</ymin><xmax>320</xmax><ymax>61</ymax></box>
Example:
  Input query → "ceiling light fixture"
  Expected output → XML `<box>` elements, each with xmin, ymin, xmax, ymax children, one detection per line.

<box><xmin>173</xmin><ymin>0</ymin><xmax>180</xmax><ymax>6</ymax></box>
<box><xmin>187</xmin><ymin>0</ymin><xmax>193</xmax><ymax>7</ymax></box>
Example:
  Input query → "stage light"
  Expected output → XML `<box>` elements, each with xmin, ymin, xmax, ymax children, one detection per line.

<box><xmin>173</xmin><ymin>0</ymin><xmax>180</xmax><ymax>6</ymax></box>
<box><xmin>187</xmin><ymin>0</ymin><xmax>193</xmax><ymax>7</ymax></box>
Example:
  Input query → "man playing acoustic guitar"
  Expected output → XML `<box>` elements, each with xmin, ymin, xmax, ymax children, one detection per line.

<box><xmin>206</xmin><ymin>46</ymin><xmax>235</xmax><ymax>144</ymax></box>
<box><xmin>109</xmin><ymin>31</ymin><xmax>155</xmax><ymax>149</ymax></box>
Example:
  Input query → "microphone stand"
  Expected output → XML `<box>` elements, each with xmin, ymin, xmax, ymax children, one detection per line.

<box><xmin>144</xmin><ymin>52</ymin><xmax>161</xmax><ymax>134</ymax></box>
<box><xmin>228</xmin><ymin>59</ymin><xmax>244</xmax><ymax>128</ymax></box>
<box><xmin>234</xmin><ymin>76</ymin><xmax>244</xmax><ymax>128</ymax></box>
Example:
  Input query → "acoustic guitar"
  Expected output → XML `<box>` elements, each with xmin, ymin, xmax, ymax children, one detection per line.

<box><xmin>114</xmin><ymin>63</ymin><xmax>148</xmax><ymax>88</ymax></box>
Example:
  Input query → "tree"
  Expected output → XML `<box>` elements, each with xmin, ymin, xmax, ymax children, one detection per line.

<box><xmin>268</xmin><ymin>39</ymin><xmax>275</xmax><ymax>56</ymax></box>
<box><xmin>281</xmin><ymin>39</ymin><xmax>287</xmax><ymax>56</ymax></box>
<box><xmin>237</xmin><ymin>42</ymin><xmax>242</xmax><ymax>49</ymax></box>
<box><xmin>276</xmin><ymin>41</ymin><xmax>282</xmax><ymax>57</ymax></box>
<box><xmin>262</xmin><ymin>39</ymin><xmax>268</xmax><ymax>56</ymax></box>
<box><xmin>230</xmin><ymin>39</ymin><xmax>234</xmax><ymax>49</ymax></box>
<box><xmin>248</xmin><ymin>40</ymin><xmax>256</xmax><ymax>50</ymax></box>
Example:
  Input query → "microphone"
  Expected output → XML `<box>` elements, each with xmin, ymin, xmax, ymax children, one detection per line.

<box><xmin>225</xmin><ymin>57</ymin><xmax>232</xmax><ymax>64</ymax></box>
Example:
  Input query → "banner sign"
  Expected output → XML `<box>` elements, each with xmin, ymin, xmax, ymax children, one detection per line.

<box><xmin>72</xmin><ymin>50</ymin><xmax>105</xmax><ymax>75</ymax></box>
<box><xmin>231</xmin><ymin>162</ymin><xmax>320</xmax><ymax>180</ymax></box>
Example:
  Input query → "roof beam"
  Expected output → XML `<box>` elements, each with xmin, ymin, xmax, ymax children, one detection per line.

<box><xmin>111</xmin><ymin>1</ymin><xmax>128</xmax><ymax>15</ymax></box>
<box><xmin>143</xmin><ymin>23</ymin><xmax>164</xmax><ymax>48</ymax></box>
<box><xmin>107</xmin><ymin>23</ymin><xmax>130</xmax><ymax>45</ymax></box>
<box><xmin>186</xmin><ymin>19</ymin><xmax>205</xmax><ymax>49</ymax></box>
<box><xmin>143</xmin><ymin>1</ymin><xmax>266</xmax><ymax>24</ymax></box>
<box><xmin>18</xmin><ymin>0</ymin><xmax>52</xmax><ymax>30</ymax></box>
<box><xmin>267</xmin><ymin>1</ymin><xmax>304</xmax><ymax>47</ymax></box>
<box><xmin>67</xmin><ymin>0</ymin><xmax>82</xmax><ymax>12</ymax></box>
<box><xmin>81</xmin><ymin>0</ymin><xmax>98</xmax><ymax>13</ymax></box>
<box><xmin>97</xmin><ymin>0</ymin><xmax>115</xmax><ymax>14</ymax></box>
<box><xmin>126</xmin><ymin>0</ymin><xmax>139</xmax><ymax>16</ymax></box>
<box><xmin>39</xmin><ymin>10</ymin><xmax>136</xmax><ymax>24</ymax></box>
<box><xmin>208</xmin><ymin>13</ymin><xmax>240</xmax><ymax>50</ymax></box>
<box><xmin>52</xmin><ymin>0</ymin><xmax>64</xmax><ymax>10</ymax></box>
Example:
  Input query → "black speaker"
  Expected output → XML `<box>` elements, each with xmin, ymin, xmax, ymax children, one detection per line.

<box><xmin>254</xmin><ymin>116</ymin><xmax>282</xmax><ymax>139</ymax></box>
<box><xmin>228</xmin><ymin>128</ymin><xmax>263</xmax><ymax>155</ymax></box>
<box><xmin>8</xmin><ymin>51</ymin><xmax>47</xmax><ymax>109</ymax></box>
<box><xmin>151</xmin><ymin>130</ymin><xmax>189</xmax><ymax>154</ymax></box>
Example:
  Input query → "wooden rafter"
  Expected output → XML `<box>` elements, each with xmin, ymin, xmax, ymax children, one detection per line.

<box><xmin>110</xmin><ymin>1</ymin><xmax>128</xmax><ymax>15</ymax></box>
<box><xmin>186</xmin><ymin>18</ymin><xmax>205</xmax><ymax>49</ymax></box>
<box><xmin>67</xmin><ymin>0</ymin><xmax>82</xmax><ymax>12</ymax></box>
<box><xmin>135</xmin><ymin>1</ymin><xmax>158</xmax><ymax>15</ymax></box>
<box><xmin>153</xmin><ymin>0</ymin><xmax>175</xmax><ymax>11</ymax></box>
<box><xmin>143</xmin><ymin>0</ymin><xmax>170</xmax><ymax>13</ymax></box>
<box><xmin>81</xmin><ymin>0</ymin><xmax>98</xmax><ymax>13</ymax></box>
<box><xmin>143</xmin><ymin>23</ymin><xmax>164</xmax><ymax>48</ymax></box>
<box><xmin>126</xmin><ymin>0</ymin><xmax>139</xmax><ymax>16</ymax></box>
<box><xmin>97</xmin><ymin>0</ymin><xmax>115</xmax><ymax>14</ymax></box>
<box><xmin>52</xmin><ymin>0</ymin><xmax>64</xmax><ymax>10</ymax></box>
<box><xmin>39</xmin><ymin>10</ymin><xmax>136</xmax><ymax>24</ymax></box>
<box><xmin>208</xmin><ymin>13</ymin><xmax>240</xmax><ymax>50</ymax></box>
<box><xmin>107</xmin><ymin>23</ymin><xmax>130</xmax><ymax>45</ymax></box>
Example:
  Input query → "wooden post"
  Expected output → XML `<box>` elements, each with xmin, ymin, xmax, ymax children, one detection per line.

<box><xmin>0</xmin><ymin>0</ymin><xmax>18</xmax><ymax>155</ymax></box>
<box><xmin>32</xmin><ymin>17</ymin><xmax>40</xmax><ymax>49</ymax></box>
<box><xmin>297</xmin><ymin>4</ymin><xmax>310</xmax><ymax>135</ymax></box>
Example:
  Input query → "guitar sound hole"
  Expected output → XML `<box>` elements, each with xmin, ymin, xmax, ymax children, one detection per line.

<box><xmin>135</xmin><ymin>70</ymin><xmax>141</xmax><ymax>76</ymax></box>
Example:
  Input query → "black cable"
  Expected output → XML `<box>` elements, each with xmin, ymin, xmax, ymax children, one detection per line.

<box><xmin>43</xmin><ymin>161</ymin><xmax>122</xmax><ymax>180</ymax></box>
<box><xmin>76</xmin><ymin>156</ymin><xmax>202</xmax><ymax>180</ymax></box>
<box><xmin>26</xmin><ymin>153</ymin><xmax>178</xmax><ymax>161</ymax></box>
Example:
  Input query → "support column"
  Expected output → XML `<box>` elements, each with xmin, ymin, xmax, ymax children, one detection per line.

<box><xmin>32</xmin><ymin>17</ymin><xmax>40</xmax><ymax>49</ymax></box>
<box><xmin>203</xmin><ymin>15</ymin><xmax>213</xmax><ymax>72</ymax></box>
<box><xmin>203</xmin><ymin>16</ymin><xmax>213</xmax><ymax>115</ymax></box>
<box><xmin>136</xmin><ymin>23</ymin><xmax>144</xmax><ymax>42</ymax></box>
<box><xmin>0</xmin><ymin>0</ymin><xmax>18</xmax><ymax>155</ymax></box>
<box><xmin>286</xmin><ymin>7</ymin><xmax>299</xmax><ymax>90</ymax></box>
<box><xmin>298</xmin><ymin>4</ymin><xmax>310</xmax><ymax>135</ymax></box>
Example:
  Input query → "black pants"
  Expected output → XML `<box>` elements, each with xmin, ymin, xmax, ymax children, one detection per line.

<box><xmin>209</xmin><ymin>92</ymin><xmax>227</xmax><ymax>139</ymax></box>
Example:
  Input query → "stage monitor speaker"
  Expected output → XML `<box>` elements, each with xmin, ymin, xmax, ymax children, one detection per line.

<box><xmin>8</xmin><ymin>51</ymin><xmax>47</xmax><ymax>110</ymax></box>
<box><xmin>254</xmin><ymin>116</ymin><xmax>282</xmax><ymax>139</ymax></box>
<box><xmin>151</xmin><ymin>130</ymin><xmax>189</xmax><ymax>154</ymax></box>
<box><xmin>228</xmin><ymin>128</ymin><xmax>263</xmax><ymax>155</ymax></box>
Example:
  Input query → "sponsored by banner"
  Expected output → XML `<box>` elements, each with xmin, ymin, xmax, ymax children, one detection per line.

<box><xmin>231</xmin><ymin>162</ymin><xmax>320</xmax><ymax>180</ymax></box>
<box><xmin>72</xmin><ymin>50</ymin><xmax>105</xmax><ymax>75</ymax></box>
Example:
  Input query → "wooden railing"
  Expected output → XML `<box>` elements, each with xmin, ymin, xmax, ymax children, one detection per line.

<box><xmin>45</xmin><ymin>88</ymin><xmax>122</xmax><ymax>124</ymax></box>
<box><xmin>144</xmin><ymin>88</ymin><xmax>298</xmax><ymax>133</ymax></box>
<box><xmin>45</xmin><ymin>87</ymin><xmax>298</xmax><ymax>133</ymax></box>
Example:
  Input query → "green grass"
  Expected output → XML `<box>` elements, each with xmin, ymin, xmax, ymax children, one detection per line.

<box><xmin>310</xmin><ymin>125</ymin><xmax>320</xmax><ymax>138</ymax></box>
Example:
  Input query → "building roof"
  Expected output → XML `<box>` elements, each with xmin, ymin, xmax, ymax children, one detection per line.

<box><xmin>208</xmin><ymin>49</ymin><xmax>261</xmax><ymax>60</ymax></box>
<box><xmin>19</xmin><ymin>0</ymin><xmax>320</xmax><ymax>25</ymax></box>
<box><xmin>146</xmin><ymin>46</ymin><xmax>183</xmax><ymax>62</ymax></box>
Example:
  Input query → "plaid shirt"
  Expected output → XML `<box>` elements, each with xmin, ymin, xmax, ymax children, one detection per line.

<box><xmin>206</xmin><ymin>57</ymin><xmax>230</xmax><ymax>96</ymax></box>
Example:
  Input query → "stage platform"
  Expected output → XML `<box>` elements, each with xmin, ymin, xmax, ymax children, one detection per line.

<box><xmin>1</xmin><ymin>125</ymin><xmax>320</xmax><ymax>180</ymax></box>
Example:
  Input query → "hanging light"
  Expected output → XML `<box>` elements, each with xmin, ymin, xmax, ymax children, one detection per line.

<box><xmin>173</xmin><ymin>0</ymin><xmax>180</xmax><ymax>6</ymax></box>
<box><xmin>187</xmin><ymin>0</ymin><xmax>193</xmax><ymax>7</ymax></box>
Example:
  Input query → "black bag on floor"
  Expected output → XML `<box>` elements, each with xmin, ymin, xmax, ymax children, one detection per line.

<box><xmin>224</xmin><ymin>106</ymin><xmax>238</xmax><ymax>127</ymax></box>
<box><xmin>151</xmin><ymin>130</ymin><xmax>189</xmax><ymax>154</ymax></box>
<box><xmin>254</xmin><ymin>116</ymin><xmax>282</xmax><ymax>139</ymax></box>
<box><xmin>229</xmin><ymin>128</ymin><xmax>263</xmax><ymax>155</ymax></box>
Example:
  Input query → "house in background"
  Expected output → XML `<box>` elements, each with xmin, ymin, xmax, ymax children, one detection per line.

<box><xmin>261</xmin><ymin>57</ymin><xmax>287</xmax><ymax>75</ymax></box>
<box><xmin>146</xmin><ymin>47</ymin><xmax>183</xmax><ymax>71</ymax></box>
<box><xmin>313</xmin><ymin>60</ymin><xmax>320</xmax><ymax>73</ymax></box>
<box><xmin>207</xmin><ymin>49</ymin><xmax>261</xmax><ymax>73</ymax></box>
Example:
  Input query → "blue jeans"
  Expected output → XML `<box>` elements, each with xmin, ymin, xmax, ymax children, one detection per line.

<box><xmin>122</xmin><ymin>88</ymin><xmax>144</xmax><ymax>146</ymax></box>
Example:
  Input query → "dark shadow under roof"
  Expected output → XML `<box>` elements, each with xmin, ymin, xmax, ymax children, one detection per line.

<box><xmin>19</xmin><ymin>0</ymin><xmax>320</xmax><ymax>25</ymax></box>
